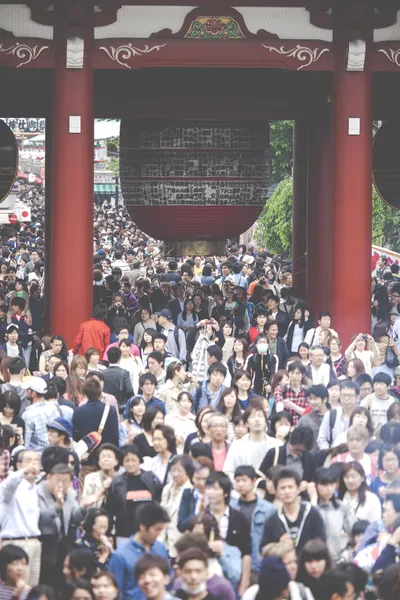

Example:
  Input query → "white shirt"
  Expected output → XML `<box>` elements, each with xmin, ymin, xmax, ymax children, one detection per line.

<box><xmin>291</xmin><ymin>324</ymin><xmax>304</xmax><ymax>353</ymax></box>
<box><xmin>0</xmin><ymin>471</ymin><xmax>40</xmax><ymax>539</ymax></box>
<box><xmin>360</xmin><ymin>393</ymin><xmax>395</xmax><ymax>431</ymax></box>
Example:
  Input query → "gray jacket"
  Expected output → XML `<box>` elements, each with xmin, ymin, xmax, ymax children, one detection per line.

<box><xmin>37</xmin><ymin>480</ymin><xmax>83</xmax><ymax>537</ymax></box>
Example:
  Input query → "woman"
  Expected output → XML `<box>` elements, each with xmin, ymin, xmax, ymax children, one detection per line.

<box><xmin>165</xmin><ymin>391</ymin><xmax>197</xmax><ymax>454</ymax></box>
<box><xmin>285</xmin><ymin>304</ymin><xmax>312</xmax><ymax>356</ymax></box>
<box><xmin>119</xmin><ymin>395</ymin><xmax>146</xmax><ymax>446</ymax></box>
<box><xmin>345</xmin><ymin>333</ymin><xmax>380</xmax><ymax>377</ymax></box>
<box><xmin>76</xmin><ymin>509</ymin><xmax>113</xmax><ymax>570</ymax></box>
<box><xmin>70</xmin><ymin>356</ymin><xmax>88</xmax><ymax>380</ymax></box>
<box><xmin>62</xmin><ymin>549</ymin><xmax>97</xmax><ymax>583</ymax></box>
<box><xmin>139</xmin><ymin>328</ymin><xmax>156</xmax><ymax>362</ymax></box>
<box><xmin>177</xmin><ymin>456</ymin><xmax>215</xmax><ymax>532</ymax></box>
<box><xmin>81</xmin><ymin>443</ymin><xmax>122</xmax><ymax>509</ymax></box>
<box><xmin>184</xmin><ymin>406</ymin><xmax>216</xmax><ymax>453</ymax></box>
<box><xmin>345</xmin><ymin>358</ymin><xmax>365</xmax><ymax>381</ymax></box>
<box><xmin>269</xmin><ymin>411</ymin><xmax>293</xmax><ymax>444</ymax></box>
<box><xmin>227</xmin><ymin>337</ymin><xmax>249</xmax><ymax>378</ymax></box>
<box><xmin>297</xmin><ymin>342</ymin><xmax>310</xmax><ymax>367</ymax></box>
<box><xmin>266</xmin><ymin>321</ymin><xmax>289</xmax><ymax>370</ymax></box>
<box><xmin>248</xmin><ymin>309</ymin><xmax>268</xmax><ymax>345</ymax></box>
<box><xmin>133</xmin><ymin>308</ymin><xmax>156</xmax><ymax>347</ymax></box>
<box><xmin>370</xmin><ymin>444</ymin><xmax>400</xmax><ymax>503</ymax></box>
<box><xmin>63</xmin><ymin>580</ymin><xmax>95</xmax><ymax>600</ymax></box>
<box><xmin>85</xmin><ymin>348</ymin><xmax>104</xmax><ymax>373</ymax></box>
<box><xmin>329</xmin><ymin>337</ymin><xmax>348</xmax><ymax>378</ymax></box>
<box><xmin>0</xmin><ymin>390</ymin><xmax>24</xmax><ymax>442</ymax></box>
<box><xmin>333</xmin><ymin>407</ymin><xmax>374</xmax><ymax>446</ymax></box>
<box><xmin>0</xmin><ymin>544</ymin><xmax>30</xmax><ymax>600</ymax></box>
<box><xmin>193</xmin><ymin>292</ymin><xmax>209</xmax><ymax>322</ymax></box>
<box><xmin>91</xmin><ymin>572</ymin><xmax>119</xmax><ymax>600</ymax></box>
<box><xmin>330</xmin><ymin>424</ymin><xmax>377</xmax><ymax>485</ymax></box>
<box><xmin>53</xmin><ymin>360</ymin><xmax>69</xmax><ymax>380</ymax></box>
<box><xmin>118</xmin><ymin>340</ymin><xmax>144</xmax><ymax>394</ymax></box>
<box><xmin>158</xmin><ymin>361</ymin><xmax>196</xmax><ymax>415</ymax></box>
<box><xmin>144</xmin><ymin>424</ymin><xmax>177</xmax><ymax>486</ymax></box>
<box><xmin>246</xmin><ymin>333</ymin><xmax>277</xmax><ymax>396</ymax></box>
<box><xmin>133</xmin><ymin>406</ymin><xmax>165</xmax><ymax>461</ymax></box>
<box><xmin>338</xmin><ymin>461</ymin><xmax>382</xmax><ymax>526</ymax></box>
<box><xmin>160</xmin><ymin>455</ymin><xmax>194</xmax><ymax>557</ymax></box>
<box><xmin>39</xmin><ymin>335</ymin><xmax>67</xmax><ymax>375</ymax></box>
<box><xmin>217</xmin><ymin>387</ymin><xmax>242</xmax><ymax>442</ymax></box>
<box><xmin>232</xmin><ymin>370</ymin><xmax>254</xmax><ymax>410</ymax></box>
<box><xmin>65</xmin><ymin>375</ymin><xmax>86</xmax><ymax>406</ymax></box>
<box><xmin>373</xmin><ymin>319</ymin><xmax>400</xmax><ymax>377</ymax></box>
<box><xmin>177</xmin><ymin>298</ymin><xmax>199</xmax><ymax>336</ymax></box>
<box><xmin>221</xmin><ymin>320</ymin><xmax>235</xmax><ymax>365</ymax></box>
<box><xmin>150</xmin><ymin>287</ymin><xmax>167</xmax><ymax>314</ymax></box>
<box><xmin>297</xmin><ymin>540</ymin><xmax>332</xmax><ymax>598</ymax></box>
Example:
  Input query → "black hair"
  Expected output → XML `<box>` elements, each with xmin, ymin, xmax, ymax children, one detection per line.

<box><xmin>373</xmin><ymin>372</ymin><xmax>392</xmax><ymax>386</ymax></box>
<box><xmin>27</xmin><ymin>586</ymin><xmax>56</xmax><ymax>600</ymax></box>
<box><xmin>316</xmin><ymin>571</ymin><xmax>349</xmax><ymax>600</ymax></box>
<box><xmin>0</xmin><ymin>390</ymin><xmax>21</xmax><ymax>416</ymax></box>
<box><xmin>7</xmin><ymin>356</ymin><xmax>26</xmax><ymax>375</ymax></box>
<box><xmin>207</xmin><ymin>362</ymin><xmax>227</xmax><ymax>378</ymax></box>
<box><xmin>338</xmin><ymin>461</ymin><xmax>368</xmax><ymax>506</ymax></box>
<box><xmin>67</xmin><ymin>549</ymin><xmax>98</xmax><ymax>580</ymax></box>
<box><xmin>287</xmin><ymin>360</ymin><xmax>306</xmax><ymax>375</ymax></box>
<box><xmin>52</xmin><ymin>375</ymin><xmax>67</xmax><ymax>396</ymax></box>
<box><xmin>216</xmin><ymin>387</ymin><xmax>241</xmax><ymax>421</ymax></box>
<box><xmin>190</xmin><ymin>442</ymin><xmax>213</xmax><ymax>460</ymax></box>
<box><xmin>273</xmin><ymin>467</ymin><xmax>301</xmax><ymax>488</ymax></box>
<box><xmin>234</xmin><ymin>465</ymin><xmax>258</xmax><ymax>480</ymax></box>
<box><xmin>142</xmin><ymin>406</ymin><xmax>164</xmax><ymax>433</ymax></box>
<box><xmin>289</xmin><ymin>425</ymin><xmax>315</xmax><ymax>452</ymax></box>
<box><xmin>107</xmin><ymin>346</ymin><xmax>121</xmax><ymax>364</ymax></box>
<box><xmin>93</xmin><ymin>303</ymin><xmax>108</xmax><ymax>322</ymax></box>
<box><xmin>298</xmin><ymin>540</ymin><xmax>332</xmax><ymax>587</ymax></box>
<box><xmin>0</xmin><ymin>544</ymin><xmax>29</xmax><ymax>580</ymax></box>
<box><xmin>269</xmin><ymin>410</ymin><xmax>293</xmax><ymax>438</ymax></box>
<box><xmin>153</xmin><ymin>424</ymin><xmax>177</xmax><ymax>454</ymax></box>
<box><xmin>355</xmin><ymin>373</ymin><xmax>373</xmax><ymax>387</ymax></box>
<box><xmin>170</xmin><ymin>454</ymin><xmax>195</xmax><ymax>479</ymax></box>
<box><xmin>335</xmin><ymin>563</ymin><xmax>368</xmax><ymax>597</ymax></box>
<box><xmin>147</xmin><ymin>351</ymin><xmax>164</xmax><ymax>365</ymax></box>
<box><xmin>135</xmin><ymin>501</ymin><xmax>170</xmax><ymax>530</ymax></box>
<box><xmin>207</xmin><ymin>344</ymin><xmax>223</xmax><ymax>362</ymax></box>
<box><xmin>41</xmin><ymin>446</ymin><xmax>71</xmax><ymax>474</ymax></box>
<box><xmin>308</xmin><ymin>384</ymin><xmax>328</xmax><ymax>401</ymax></box>
<box><xmin>139</xmin><ymin>372</ymin><xmax>157</xmax><ymax>388</ymax></box>
<box><xmin>339</xmin><ymin>380</ymin><xmax>360</xmax><ymax>395</ymax></box>
<box><xmin>63</xmin><ymin>580</ymin><xmax>95</xmax><ymax>600</ymax></box>
<box><xmin>134</xmin><ymin>554</ymin><xmax>170</xmax><ymax>581</ymax></box>
<box><xmin>121</xmin><ymin>443</ymin><xmax>142</xmax><ymax>462</ymax></box>
<box><xmin>205</xmin><ymin>471</ymin><xmax>232</xmax><ymax>505</ymax></box>
<box><xmin>82</xmin><ymin>508</ymin><xmax>110</xmax><ymax>536</ymax></box>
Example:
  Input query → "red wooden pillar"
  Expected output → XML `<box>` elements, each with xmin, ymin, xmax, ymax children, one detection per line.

<box><xmin>292</xmin><ymin>121</ymin><xmax>308</xmax><ymax>299</ymax></box>
<box><xmin>307</xmin><ymin>110</ymin><xmax>333</xmax><ymax>318</ymax></box>
<box><xmin>50</xmin><ymin>3</ymin><xmax>94</xmax><ymax>346</ymax></box>
<box><xmin>331</xmin><ymin>9</ymin><xmax>373</xmax><ymax>344</ymax></box>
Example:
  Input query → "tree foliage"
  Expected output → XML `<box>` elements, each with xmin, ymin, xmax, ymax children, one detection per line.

<box><xmin>372</xmin><ymin>187</ymin><xmax>400</xmax><ymax>252</ymax></box>
<box><xmin>269</xmin><ymin>121</ymin><xmax>293</xmax><ymax>184</ymax></box>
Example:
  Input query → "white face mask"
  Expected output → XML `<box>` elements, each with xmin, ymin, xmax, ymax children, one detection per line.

<box><xmin>181</xmin><ymin>583</ymin><xmax>208</xmax><ymax>597</ymax></box>
<box><xmin>277</xmin><ymin>425</ymin><xmax>290</xmax><ymax>437</ymax></box>
<box><xmin>257</xmin><ymin>343</ymin><xmax>268</xmax><ymax>354</ymax></box>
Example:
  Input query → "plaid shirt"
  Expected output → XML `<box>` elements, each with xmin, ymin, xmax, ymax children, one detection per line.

<box><xmin>23</xmin><ymin>401</ymin><xmax>60</xmax><ymax>454</ymax></box>
<box><xmin>274</xmin><ymin>385</ymin><xmax>308</xmax><ymax>425</ymax></box>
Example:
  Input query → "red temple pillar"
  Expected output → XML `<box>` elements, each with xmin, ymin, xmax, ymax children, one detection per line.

<box><xmin>331</xmin><ymin>9</ymin><xmax>373</xmax><ymax>344</ymax></box>
<box><xmin>307</xmin><ymin>110</ymin><xmax>333</xmax><ymax>318</ymax></box>
<box><xmin>50</xmin><ymin>4</ymin><xmax>94</xmax><ymax>346</ymax></box>
<box><xmin>292</xmin><ymin>121</ymin><xmax>308</xmax><ymax>299</ymax></box>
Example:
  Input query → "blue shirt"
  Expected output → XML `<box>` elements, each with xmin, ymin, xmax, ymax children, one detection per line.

<box><xmin>108</xmin><ymin>536</ymin><xmax>169</xmax><ymax>600</ymax></box>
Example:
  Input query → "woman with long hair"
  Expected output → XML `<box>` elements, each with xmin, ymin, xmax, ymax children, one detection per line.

<box><xmin>227</xmin><ymin>337</ymin><xmax>249</xmax><ymax>378</ymax></box>
<box><xmin>65</xmin><ymin>375</ymin><xmax>86</xmax><ymax>406</ymax></box>
<box><xmin>339</xmin><ymin>461</ymin><xmax>382</xmax><ymax>526</ymax></box>
<box><xmin>119</xmin><ymin>395</ymin><xmax>146</xmax><ymax>446</ymax></box>
<box><xmin>297</xmin><ymin>539</ymin><xmax>332</xmax><ymax>598</ymax></box>
<box><xmin>233</xmin><ymin>369</ymin><xmax>254</xmax><ymax>410</ymax></box>
<box><xmin>221</xmin><ymin>320</ymin><xmax>235</xmax><ymax>364</ymax></box>
<box><xmin>217</xmin><ymin>387</ymin><xmax>242</xmax><ymax>442</ymax></box>
<box><xmin>53</xmin><ymin>360</ymin><xmax>69</xmax><ymax>380</ymax></box>
<box><xmin>269</xmin><ymin>369</ymin><xmax>290</xmax><ymax>413</ymax></box>
<box><xmin>184</xmin><ymin>406</ymin><xmax>216</xmax><ymax>453</ymax></box>
<box><xmin>328</xmin><ymin>337</ymin><xmax>348</xmax><ymax>378</ymax></box>
<box><xmin>139</xmin><ymin>328</ymin><xmax>156</xmax><ymax>362</ymax></box>
<box><xmin>285</xmin><ymin>303</ymin><xmax>313</xmax><ymax>356</ymax></box>
<box><xmin>70</xmin><ymin>356</ymin><xmax>88</xmax><ymax>380</ymax></box>
<box><xmin>158</xmin><ymin>361</ymin><xmax>196</xmax><ymax>415</ymax></box>
<box><xmin>133</xmin><ymin>406</ymin><xmax>165</xmax><ymax>460</ymax></box>
<box><xmin>345</xmin><ymin>358</ymin><xmax>365</xmax><ymax>381</ymax></box>
<box><xmin>76</xmin><ymin>509</ymin><xmax>113</xmax><ymax>570</ymax></box>
<box><xmin>177</xmin><ymin>298</ymin><xmax>199</xmax><ymax>337</ymax></box>
<box><xmin>164</xmin><ymin>391</ymin><xmax>197</xmax><ymax>453</ymax></box>
<box><xmin>133</xmin><ymin>307</ymin><xmax>156</xmax><ymax>346</ymax></box>
<box><xmin>345</xmin><ymin>332</ymin><xmax>380</xmax><ymax>377</ymax></box>
<box><xmin>145</xmin><ymin>424</ymin><xmax>177</xmax><ymax>486</ymax></box>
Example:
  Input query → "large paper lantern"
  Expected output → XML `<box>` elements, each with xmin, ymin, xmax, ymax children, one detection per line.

<box><xmin>0</xmin><ymin>120</ymin><xmax>18</xmax><ymax>204</ymax></box>
<box><xmin>120</xmin><ymin>119</ymin><xmax>270</xmax><ymax>254</ymax></box>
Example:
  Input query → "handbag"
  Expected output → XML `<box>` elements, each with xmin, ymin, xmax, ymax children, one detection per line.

<box><xmin>75</xmin><ymin>404</ymin><xmax>110</xmax><ymax>461</ymax></box>
<box><xmin>385</xmin><ymin>336</ymin><xmax>399</xmax><ymax>369</ymax></box>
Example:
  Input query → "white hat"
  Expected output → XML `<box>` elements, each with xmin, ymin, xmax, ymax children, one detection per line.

<box><xmin>22</xmin><ymin>376</ymin><xmax>47</xmax><ymax>395</ymax></box>
<box><xmin>242</xmin><ymin>255</ymin><xmax>255</xmax><ymax>265</ymax></box>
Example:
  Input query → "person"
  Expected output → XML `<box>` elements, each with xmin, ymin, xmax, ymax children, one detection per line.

<box><xmin>265</xmin><ymin>321</ymin><xmax>289</xmax><ymax>370</ymax></box>
<box><xmin>306</xmin><ymin>346</ymin><xmax>336</xmax><ymax>387</ymax></box>
<box><xmin>316</xmin><ymin>570</ymin><xmax>355</xmax><ymax>600</ymax></box>
<box><xmin>101</xmin><ymin>347</ymin><xmax>134</xmax><ymax>412</ymax></box>
<box><xmin>247</xmin><ymin>308</ymin><xmax>268</xmax><ymax>345</ymax></box>
<box><xmin>108</xmin><ymin>501</ymin><xmax>170</xmax><ymax>600</ymax></box>
<box><xmin>159</xmin><ymin>455</ymin><xmax>194</xmax><ymax>558</ymax></box>
<box><xmin>146</xmin><ymin>352</ymin><xmax>166</xmax><ymax>389</ymax></box>
<box><xmin>0</xmin><ymin>545</ymin><xmax>31</xmax><ymax>600</ymax></box>
<box><xmin>232</xmin><ymin>370</ymin><xmax>254</xmax><ymax>410</ymax></box>
<box><xmin>81</xmin><ymin>443</ymin><xmax>122</xmax><ymax>510</ymax></box>
<box><xmin>360</xmin><ymin>372</ymin><xmax>396</xmax><ymax>432</ymax></box>
<box><xmin>273</xmin><ymin>361</ymin><xmax>308</xmax><ymax>426</ymax></box>
<box><xmin>38</xmin><ymin>463</ymin><xmax>83</xmax><ymax>588</ymax></box>
<box><xmin>0</xmin><ymin>450</ymin><xmax>42</xmax><ymax>586</ymax></box>
<box><xmin>328</xmin><ymin>337</ymin><xmax>347</xmax><ymax>378</ymax></box>
<box><xmin>134</xmin><ymin>554</ymin><xmax>173</xmax><ymax>600</ymax></box>
<box><xmin>0</xmin><ymin>390</ymin><xmax>25</xmax><ymax>443</ymax></box>
<box><xmin>242</xmin><ymin>555</ymin><xmax>292</xmax><ymax>600</ymax></box>
<box><xmin>72</xmin><ymin>304</ymin><xmax>111</xmax><ymax>358</ymax></box>
<box><xmin>1</xmin><ymin>355</ymin><xmax>29</xmax><ymax>414</ymax></box>
<box><xmin>345</xmin><ymin>333</ymin><xmax>380</xmax><ymax>377</ymax></box>
<box><xmin>193</xmin><ymin>363</ymin><xmax>226</xmax><ymax>412</ymax></box>
<box><xmin>304</xmin><ymin>312</ymin><xmax>338</xmax><ymax>347</ymax></box>
<box><xmin>119</xmin><ymin>395</ymin><xmax>146</xmax><ymax>446</ymax></box>
<box><xmin>338</xmin><ymin>461</ymin><xmax>382</xmax><ymax>527</ymax></box>
<box><xmin>63</xmin><ymin>549</ymin><xmax>98</xmax><ymax>583</ymax></box>
<box><xmin>91</xmin><ymin>572</ymin><xmax>120</xmax><ymax>600</ymax></box>
<box><xmin>330</xmin><ymin>424</ymin><xmax>377</xmax><ymax>485</ymax></box>
<box><xmin>246</xmin><ymin>333</ymin><xmax>277</xmax><ymax>396</ymax></box>
<box><xmin>204</xmin><ymin>471</ymin><xmax>251</xmax><ymax>596</ymax></box>
<box><xmin>124</xmin><ymin>374</ymin><xmax>165</xmax><ymax>419</ymax></box>
<box><xmin>265</xmin><ymin>295</ymin><xmax>290</xmax><ymax>338</ymax></box>
<box><xmin>224</xmin><ymin>399</ymin><xmax>281</xmax><ymax>481</ymax></box>
<box><xmin>47</xmin><ymin>417</ymin><xmax>73</xmax><ymax>449</ymax></box>
<box><xmin>75</xmin><ymin>509</ymin><xmax>113</xmax><ymax>570</ymax></box>
<box><xmin>227</xmin><ymin>337</ymin><xmax>249</xmax><ymax>378</ymax></box>
<box><xmin>144</xmin><ymin>424</ymin><xmax>177</xmax><ymax>486</ymax></box>
<box><xmin>370</xmin><ymin>444</ymin><xmax>400</xmax><ymax>503</ymax></box>
<box><xmin>260</xmin><ymin>467</ymin><xmax>326</xmax><ymax>552</ymax></box>
<box><xmin>119</xmin><ymin>340</ymin><xmax>145</xmax><ymax>394</ymax></box>
<box><xmin>133</xmin><ymin>308</ymin><xmax>157</xmax><ymax>347</ymax></box>
<box><xmin>165</xmin><ymin>392</ymin><xmax>197</xmax><ymax>454</ymax></box>
<box><xmin>356</xmin><ymin>373</ymin><xmax>373</xmax><ymax>400</ymax></box>
<box><xmin>297</xmin><ymin>539</ymin><xmax>332</xmax><ymax>598</ymax></box>
<box><xmin>285</xmin><ymin>304</ymin><xmax>312</xmax><ymax>356</ymax></box>
<box><xmin>177</xmin><ymin>457</ymin><xmax>214</xmax><ymax>532</ymax></box>
<box><xmin>317</xmin><ymin>381</ymin><xmax>360</xmax><ymax>449</ymax></box>
<box><xmin>22</xmin><ymin>377</ymin><xmax>60</xmax><ymax>454</ymax></box>
<box><xmin>174</xmin><ymin>548</ymin><xmax>219</xmax><ymax>600</ymax></box>
<box><xmin>158</xmin><ymin>362</ymin><xmax>196</xmax><ymax>416</ymax></box>
<box><xmin>373</xmin><ymin>319</ymin><xmax>400</xmax><ymax>377</ymax></box>
<box><xmin>103</xmin><ymin>327</ymin><xmax>140</xmax><ymax>361</ymax></box>
<box><xmin>63</xmin><ymin>580</ymin><xmax>96</xmax><ymax>600</ymax></box>
<box><xmin>297</xmin><ymin>384</ymin><xmax>329</xmax><ymax>447</ymax></box>
<box><xmin>177</xmin><ymin>298</ymin><xmax>199</xmax><ymax>337</ymax></box>
<box><xmin>133</xmin><ymin>407</ymin><xmax>165</xmax><ymax>460</ymax></box>
<box><xmin>231</xmin><ymin>465</ymin><xmax>276</xmax><ymax>573</ymax></box>
<box><xmin>106</xmin><ymin>444</ymin><xmax>162</xmax><ymax>546</ymax></box>
<box><xmin>157</xmin><ymin>309</ymin><xmax>187</xmax><ymax>363</ymax></box>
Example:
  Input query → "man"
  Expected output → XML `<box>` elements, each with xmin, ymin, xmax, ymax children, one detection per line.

<box><xmin>102</xmin><ymin>347</ymin><xmax>134</xmax><ymax>410</ymax></box>
<box><xmin>230</xmin><ymin>262</ymin><xmax>248</xmax><ymax>291</ymax></box>
<box><xmin>0</xmin><ymin>450</ymin><xmax>42</xmax><ymax>586</ymax></box>
<box><xmin>318</xmin><ymin>381</ymin><xmax>360</xmax><ymax>449</ymax></box>
<box><xmin>266</xmin><ymin>294</ymin><xmax>290</xmax><ymax>337</ymax></box>
<box><xmin>38</xmin><ymin>463</ymin><xmax>83</xmax><ymax>588</ymax></box>
<box><xmin>306</xmin><ymin>346</ymin><xmax>337</xmax><ymax>387</ymax></box>
<box><xmin>134</xmin><ymin>554</ymin><xmax>174</xmax><ymax>600</ymax></box>
<box><xmin>260</xmin><ymin>426</ymin><xmax>316</xmax><ymax>486</ymax></box>
<box><xmin>22</xmin><ymin>377</ymin><xmax>60</xmax><ymax>453</ymax></box>
<box><xmin>124</xmin><ymin>373</ymin><xmax>165</xmax><ymax>418</ymax></box>
<box><xmin>147</xmin><ymin>351</ymin><xmax>166</xmax><ymax>388</ymax></box>
<box><xmin>231</xmin><ymin>465</ymin><xmax>276</xmax><ymax>573</ymax></box>
<box><xmin>86</xmin><ymin>371</ymin><xmax>120</xmax><ymax>415</ymax></box>
<box><xmin>109</xmin><ymin>501</ymin><xmax>170</xmax><ymax>600</ymax></box>
<box><xmin>157</xmin><ymin>309</ymin><xmax>187</xmax><ymax>363</ymax></box>
<box><xmin>72</xmin><ymin>303</ymin><xmax>111</xmax><ymax>357</ymax></box>
<box><xmin>317</xmin><ymin>571</ymin><xmax>355</xmax><ymax>600</ymax></box>
<box><xmin>47</xmin><ymin>417</ymin><xmax>73</xmax><ymax>448</ymax></box>
<box><xmin>103</xmin><ymin>325</ymin><xmax>140</xmax><ymax>360</ymax></box>
<box><xmin>356</xmin><ymin>374</ymin><xmax>373</xmax><ymax>400</ymax></box>
<box><xmin>2</xmin><ymin>324</ymin><xmax>24</xmax><ymax>359</ymax></box>
<box><xmin>112</xmin><ymin>249</ymin><xmax>130</xmax><ymax>272</ymax></box>
<box><xmin>193</xmin><ymin>256</ymin><xmax>203</xmax><ymax>278</ymax></box>
<box><xmin>161</xmin><ymin>260</ymin><xmax>181</xmax><ymax>284</ymax></box>
<box><xmin>361</xmin><ymin>372</ymin><xmax>395</xmax><ymax>432</ymax></box>
<box><xmin>168</xmin><ymin>282</ymin><xmax>186</xmax><ymax>324</ymax></box>
<box><xmin>153</xmin><ymin>334</ymin><xmax>175</xmax><ymax>370</ymax></box>
<box><xmin>0</xmin><ymin>356</ymin><xmax>28</xmax><ymax>414</ymax></box>
<box><xmin>304</xmin><ymin>312</ymin><xmax>339</xmax><ymax>347</ymax></box>
<box><xmin>24</xmin><ymin>249</ymin><xmax>40</xmax><ymax>276</ymax></box>
<box><xmin>298</xmin><ymin>384</ymin><xmax>329</xmax><ymax>448</ymax></box>
<box><xmin>205</xmin><ymin>345</ymin><xmax>231</xmax><ymax>386</ymax></box>
<box><xmin>224</xmin><ymin>399</ymin><xmax>280</xmax><ymax>481</ymax></box>
<box><xmin>174</xmin><ymin>548</ymin><xmax>218</xmax><ymax>600</ymax></box>
<box><xmin>207</xmin><ymin>413</ymin><xmax>230</xmax><ymax>471</ymax></box>
<box><xmin>273</xmin><ymin>361</ymin><xmax>308</xmax><ymax>426</ymax></box>
<box><xmin>41</xmin><ymin>354</ymin><xmax>62</xmax><ymax>382</ymax></box>
<box><xmin>216</xmin><ymin>262</ymin><xmax>232</xmax><ymax>288</ymax></box>
<box><xmin>194</xmin><ymin>363</ymin><xmax>226</xmax><ymax>412</ymax></box>
<box><xmin>260</xmin><ymin>467</ymin><xmax>326</xmax><ymax>552</ymax></box>
<box><xmin>45</xmin><ymin>379</ymin><xmax>74</xmax><ymax>421</ymax></box>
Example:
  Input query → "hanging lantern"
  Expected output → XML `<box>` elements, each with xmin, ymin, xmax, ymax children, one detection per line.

<box><xmin>120</xmin><ymin>119</ymin><xmax>271</xmax><ymax>254</ymax></box>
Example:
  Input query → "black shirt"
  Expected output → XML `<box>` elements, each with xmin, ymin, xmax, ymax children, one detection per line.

<box><xmin>125</xmin><ymin>474</ymin><xmax>152</xmax><ymax>535</ymax></box>
<box><xmin>238</xmin><ymin>497</ymin><xmax>257</xmax><ymax>527</ymax></box>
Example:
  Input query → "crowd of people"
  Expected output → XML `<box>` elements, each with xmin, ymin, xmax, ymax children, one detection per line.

<box><xmin>0</xmin><ymin>182</ymin><xmax>400</xmax><ymax>600</ymax></box>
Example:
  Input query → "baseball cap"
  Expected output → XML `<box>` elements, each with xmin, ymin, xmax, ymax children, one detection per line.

<box><xmin>47</xmin><ymin>417</ymin><xmax>73</xmax><ymax>440</ymax></box>
<box><xmin>22</xmin><ymin>376</ymin><xmax>47</xmax><ymax>395</ymax></box>
<box><xmin>156</xmin><ymin>309</ymin><xmax>173</xmax><ymax>320</ymax></box>
<box><xmin>6</xmin><ymin>324</ymin><xmax>19</xmax><ymax>332</ymax></box>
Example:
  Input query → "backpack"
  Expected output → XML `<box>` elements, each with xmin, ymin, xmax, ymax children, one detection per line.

<box><xmin>329</xmin><ymin>409</ymin><xmax>337</xmax><ymax>447</ymax></box>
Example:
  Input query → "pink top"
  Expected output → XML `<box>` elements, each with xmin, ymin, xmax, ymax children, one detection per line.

<box><xmin>212</xmin><ymin>446</ymin><xmax>228</xmax><ymax>471</ymax></box>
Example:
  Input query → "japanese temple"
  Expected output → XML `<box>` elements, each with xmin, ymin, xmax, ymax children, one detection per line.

<box><xmin>0</xmin><ymin>0</ymin><xmax>399</xmax><ymax>345</ymax></box>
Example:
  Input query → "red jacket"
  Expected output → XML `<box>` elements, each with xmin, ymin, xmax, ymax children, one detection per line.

<box><xmin>73</xmin><ymin>318</ymin><xmax>111</xmax><ymax>357</ymax></box>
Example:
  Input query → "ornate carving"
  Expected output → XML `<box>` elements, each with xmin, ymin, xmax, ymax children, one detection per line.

<box><xmin>378</xmin><ymin>48</ymin><xmax>400</xmax><ymax>68</ymax></box>
<box><xmin>150</xmin><ymin>6</ymin><xmax>278</xmax><ymax>40</ymax></box>
<box><xmin>66</xmin><ymin>37</ymin><xmax>84</xmax><ymax>69</ymax></box>
<box><xmin>347</xmin><ymin>39</ymin><xmax>366</xmax><ymax>71</ymax></box>
<box><xmin>98</xmin><ymin>43</ymin><xmax>167</xmax><ymax>68</ymax></box>
<box><xmin>0</xmin><ymin>42</ymin><xmax>49</xmax><ymax>67</ymax></box>
<box><xmin>262</xmin><ymin>44</ymin><xmax>330</xmax><ymax>70</ymax></box>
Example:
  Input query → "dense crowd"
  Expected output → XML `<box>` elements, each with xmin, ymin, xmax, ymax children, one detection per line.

<box><xmin>0</xmin><ymin>182</ymin><xmax>400</xmax><ymax>600</ymax></box>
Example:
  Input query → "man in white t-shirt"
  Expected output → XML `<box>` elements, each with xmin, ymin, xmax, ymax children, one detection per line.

<box><xmin>361</xmin><ymin>372</ymin><xmax>395</xmax><ymax>431</ymax></box>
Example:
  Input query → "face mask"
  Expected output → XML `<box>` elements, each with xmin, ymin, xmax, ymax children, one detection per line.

<box><xmin>257</xmin><ymin>343</ymin><xmax>268</xmax><ymax>354</ymax></box>
<box><xmin>115</xmin><ymin>302</ymin><xmax>122</xmax><ymax>308</ymax></box>
<box><xmin>180</xmin><ymin>583</ymin><xmax>207</xmax><ymax>597</ymax></box>
<box><xmin>277</xmin><ymin>425</ymin><xmax>290</xmax><ymax>437</ymax></box>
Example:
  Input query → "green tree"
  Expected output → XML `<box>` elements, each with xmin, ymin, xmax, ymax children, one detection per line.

<box><xmin>255</xmin><ymin>177</ymin><xmax>293</xmax><ymax>256</ymax></box>
<box><xmin>372</xmin><ymin>188</ymin><xmax>400</xmax><ymax>251</ymax></box>
<box><xmin>269</xmin><ymin>120</ymin><xmax>293</xmax><ymax>184</ymax></box>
